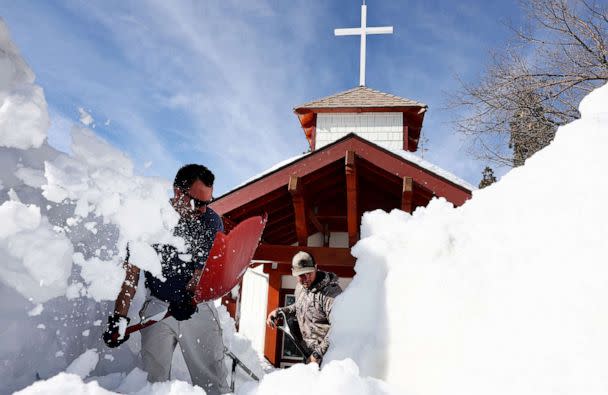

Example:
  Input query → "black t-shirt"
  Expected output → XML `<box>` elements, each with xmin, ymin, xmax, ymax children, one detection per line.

<box><xmin>143</xmin><ymin>207</ymin><xmax>223</xmax><ymax>303</ymax></box>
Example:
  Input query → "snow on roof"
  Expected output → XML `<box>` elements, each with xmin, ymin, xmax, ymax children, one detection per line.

<box><xmin>388</xmin><ymin>147</ymin><xmax>475</xmax><ymax>191</ymax></box>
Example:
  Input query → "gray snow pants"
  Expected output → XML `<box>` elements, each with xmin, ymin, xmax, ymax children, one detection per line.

<box><xmin>139</xmin><ymin>296</ymin><xmax>229</xmax><ymax>395</ymax></box>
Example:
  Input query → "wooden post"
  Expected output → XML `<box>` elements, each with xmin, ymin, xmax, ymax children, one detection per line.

<box><xmin>345</xmin><ymin>151</ymin><xmax>358</xmax><ymax>246</ymax></box>
<box><xmin>402</xmin><ymin>176</ymin><xmax>413</xmax><ymax>213</ymax></box>
<box><xmin>263</xmin><ymin>268</ymin><xmax>282</xmax><ymax>366</ymax></box>
<box><xmin>288</xmin><ymin>175</ymin><xmax>308</xmax><ymax>246</ymax></box>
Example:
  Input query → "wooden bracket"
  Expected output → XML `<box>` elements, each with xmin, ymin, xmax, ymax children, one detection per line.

<box><xmin>345</xmin><ymin>151</ymin><xmax>358</xmax><ymax>246</ymax></box>
<box><xmin>307</xmin><ymin>208</ymin><xmax>324</xmax><ymax>234</ymax></box>
<box><xmin>288</xmin><ymin>175</ymin><xmax>308</xmax><ymax>246</ymax></box>
<box><xmin>402</xmin><ymin>176</ymin><xmax>413</xmax><ymax>213</ymax></box>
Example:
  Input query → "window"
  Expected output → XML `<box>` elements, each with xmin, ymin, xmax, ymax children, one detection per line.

<box><xmin>280</xmin><ymin>294</ymin><xmax>305</xmax><ymax>361</ymax></box>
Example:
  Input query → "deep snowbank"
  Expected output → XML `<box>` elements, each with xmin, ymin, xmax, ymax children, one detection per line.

<box><xmin>326</xmin><ymin>84</ymin><xmax>608</xmax><ymax>394</ymax></box>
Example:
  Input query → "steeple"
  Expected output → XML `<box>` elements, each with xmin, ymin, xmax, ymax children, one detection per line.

<box><xmin>294</xmin><ymin>86</ymin><xmax>427</xmax><ymax>152</ymax></box>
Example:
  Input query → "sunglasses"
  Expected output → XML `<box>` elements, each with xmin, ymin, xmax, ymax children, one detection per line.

<box><xmin>181</xmin><ymin>190</ymin><xmax>213</xmax><ymax>209</ymax></box>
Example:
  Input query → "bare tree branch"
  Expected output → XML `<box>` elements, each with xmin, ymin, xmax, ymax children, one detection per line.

<box><xmin>449</xmin><ymin>0</ymin><xmax>607</xmax><ymax>168</ymax></box>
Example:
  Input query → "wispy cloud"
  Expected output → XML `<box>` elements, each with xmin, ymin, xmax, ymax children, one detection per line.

<box><xmin>2</xmin><ymin>1</ymin><xmax>524</xmax><ymax>191</ymax></box>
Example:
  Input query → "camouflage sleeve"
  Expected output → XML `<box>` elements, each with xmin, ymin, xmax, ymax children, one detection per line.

<box><xmin>315</xmin><ymin>285</ymin><xmax>343</xmax><ymax>356</ymax></box>
<box><xmin>278</xmin><ymin>302</ymin><xmax>296</xmax><ymax>317</ymax></box>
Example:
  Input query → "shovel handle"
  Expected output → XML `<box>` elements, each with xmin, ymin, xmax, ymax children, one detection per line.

<box><xmin>114</xmin><ymin>311</ymin><xmax>172</xmax><ymax>343</ymax></box>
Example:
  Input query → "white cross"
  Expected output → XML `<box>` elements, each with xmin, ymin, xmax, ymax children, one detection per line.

<box><xmin>335</xmin><ymin>3</ymin><xmax>393</xmax><ymax>86</ymax></box>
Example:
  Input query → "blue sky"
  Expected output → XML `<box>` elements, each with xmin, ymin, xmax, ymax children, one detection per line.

<box><xmin>1</xmin><ymin>0</ymin><xmax>522</xmax><ymax>194</ymax></box>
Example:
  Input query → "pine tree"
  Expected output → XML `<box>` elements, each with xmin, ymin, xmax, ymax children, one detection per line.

<box><xmin>509</xmin><ymin>90</ymin><xmax>556</xmax><ymax>167</ymax></box>
<box><xmin>479</xmin><ymin>166</ymin><xmax>497</xmax><ymax>189</ymax></box>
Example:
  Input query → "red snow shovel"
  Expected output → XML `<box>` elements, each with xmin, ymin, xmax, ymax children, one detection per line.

<box><xmin>121</xmin><ymin>214</ymin><xmax>267</xmax><ymax>337</ymax></box>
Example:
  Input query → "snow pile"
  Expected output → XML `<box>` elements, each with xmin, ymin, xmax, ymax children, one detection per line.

<box><xmin>0</xmin><ymin>200</ymin><xmax>73</xmax><ymax>303</ymax></box>
<box><xmin>242</xmin><ymin>359</ymin><xmax>397</xmax><ymax>395</ymax></box>
<box><xmin>14</xmin><ymin>372</ymin><xmax>210</xmax><ymax>395</ymax></box>
<box><xmin>326</xmin><ymin>83</ymin><xmax>608</xmax><ymax>394</ymax></box>
<box><xmin>16</xmin><ymin>358</ymin><xmax>396</xmax><ymax>395</ymax></box>
<box><xmin>0</xmin><ymin>18</ymin><xmax>48</xmax><ymax>149</ymax></box>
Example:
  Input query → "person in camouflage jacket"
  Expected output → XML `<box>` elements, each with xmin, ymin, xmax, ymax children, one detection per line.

<box><xmin>267</xmin><ymin>251</ymin><xmax>342</xmax><ymax>364</ymax></box>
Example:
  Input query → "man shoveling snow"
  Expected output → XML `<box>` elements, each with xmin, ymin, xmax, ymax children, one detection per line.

<box><xmin>103</xmin><ymin>164</ymin><xmax>229</xmax><ymax>394</ymax></box>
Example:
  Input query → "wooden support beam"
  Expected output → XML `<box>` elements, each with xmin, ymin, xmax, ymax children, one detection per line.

<box><xmin>262</xmin><ymin>263</ymin><xmax>356</xmax><ymax>278</ymax></box>
<box><xmin>307</xmin><ymin>208</ymin><xmax>324</xmax><ymax>234</ymax></box>
<box><xmin>254</xmin><ymin>244</ymin><xmax>355</xmax><ymax>267</ymax></box>
<box><xmin>345</xmin><ymin>151</ymin><xmax>358</xmax><ymax>247</ymax></box>
<box><xmin>288</xmin><ymin>175</ymin><xmax>308</xmax><ymax>246</ymax></box>
<box><xmin>264</xmin><ymin>270</ymin><xmax>282</xmax><ymax>366</ymax></box>
<box><xmin>402</xmin><ymin>176</ymin><xmax>413</xmax><ymax>213</ymax></box>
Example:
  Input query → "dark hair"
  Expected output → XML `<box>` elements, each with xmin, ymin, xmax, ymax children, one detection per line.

<box><xmin>173</xmin><ymin>164</ymin><xmax>215</xmax><ymax>190</ymax></box>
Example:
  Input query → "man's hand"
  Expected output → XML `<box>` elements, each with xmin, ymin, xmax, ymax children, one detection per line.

<box><xmin>102</xmin><ymin>313</ymin><xmax>131</xmax><ymax>348</ymax></box>
<box><xmin>168</xmin><ymin>291</ymin><xmax>197</xmax><ymax>321</ymax></box>
<box><xmin>307</xmin><ymin>351</ymin><xmax>322</xmax><ymax>365</ymax></box>
<box><xmin>266</xmin><ymin>309</ymin><xmax>279</xmax><ymax>328</ymax></box>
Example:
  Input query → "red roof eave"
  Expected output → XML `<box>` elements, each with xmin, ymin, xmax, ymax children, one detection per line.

<box><xmin>211</xmin><ymin>134</ymin><xmax>471</xmax><ymax>216</ymax></box>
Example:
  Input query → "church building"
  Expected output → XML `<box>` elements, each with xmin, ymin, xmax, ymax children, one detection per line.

<box><xmin>209</xmin><ymin>4</ymin><xmax>473</xmax><ymax>367</ymax></box>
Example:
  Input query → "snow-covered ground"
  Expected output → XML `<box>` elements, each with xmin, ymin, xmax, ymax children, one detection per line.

<box><xmin>2</xmin><ymin>16</ymin><xmax>608</xmax><ymax>395</ymax></box>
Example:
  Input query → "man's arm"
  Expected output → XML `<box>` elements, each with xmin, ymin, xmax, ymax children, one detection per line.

<box><xmin>312</xmin><ymin>285</ymin><xmax>342</xmax><ymax>357</ymax></box>
<box><xmin>267</xmin><ymin>288</ymin><xmax>298</xmax><ymax>328</ymax></box>
<box><xmin>279</xmin><ymin>301</ymin><xmax>297</xmax><ymax>316</ymax></box>
<box><xmin>103</xmin><ymin>260</ymin><xmax>140</xmax><ymax>348</ymax></box>
<box><xmin>113</xmin><ymin>262</ymin><xmax>141</xmax><ymax>316</ymax></box>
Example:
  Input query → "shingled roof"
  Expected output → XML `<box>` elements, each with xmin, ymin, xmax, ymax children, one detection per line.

<box><xmin>294</xmin><ymin>86</ymin><xmax>427</xmax><ymax>111</ymax></box>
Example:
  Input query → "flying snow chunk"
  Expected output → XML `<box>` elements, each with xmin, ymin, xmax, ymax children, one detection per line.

<box><xmin>73</xmin><ymin>253</ymin><xmax>125</xmax><ymax>302</ymax></box>
<box><xmin>126</xmin><ymin>241</ymin><xmax>164</xmax><ymax>280</ymax></box>
<box><xmin>0</xmin><ymin>201</ymin><xmax>73</xmax><ymax>303</ymax></box>
<box><xmin>65</xmin><ymin>349</ymin><xmax>99</xmax><ymax>379</ymax></box>
<box><xmin>15</xmin><ymin>166</ymin><xmax>46</xmax><ymax>188</ymax></box>
<box><xmin>77</xmin><ymin>107</ymin><xmax>93</xmax><ymax>126</ymax></box>
<box><xmin>0</xmin><ymin>20</ymin><xmax>49</xmax><ymax>149</ymax></box>
<box><xmin>0</xmin><ymin>200</ymin><xmax>40</xmax><ymax>238</ymax></box>
<box><xmin>27</xmin><ymin>303</ymin><xmax>43</xmax><ymax>316</ymax></box>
